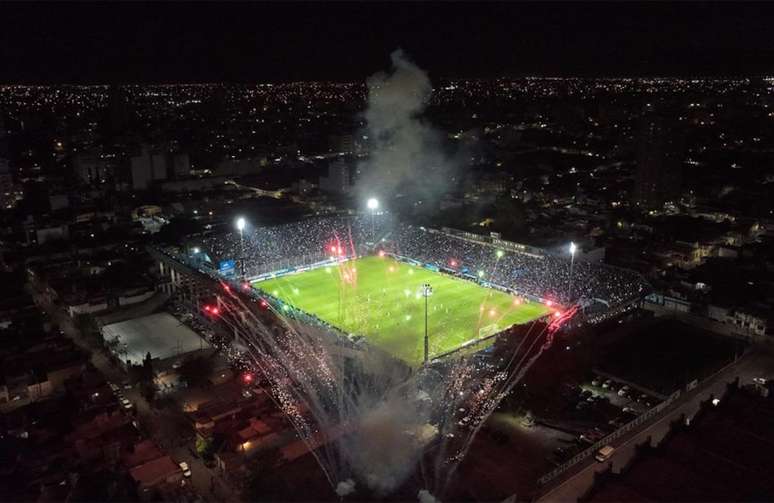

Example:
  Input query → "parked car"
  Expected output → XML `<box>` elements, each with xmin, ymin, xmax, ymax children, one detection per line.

<box><xmin>591</xmin><ymin>379</ymin><xmax>600</xmax><ymax>387</ymax></box>
<box><xmin>179</xmin><ymin>461</ymin><xmax>192</xmax><ymax>478</ymax></box>
<box><xmin>595</xmin><ymin>445</ymin><xmax>615</xmax><ymax>462</ymax></box>
<box><xmin>602</xmin><ymin>380</ymin><xmax>611</xmax><ymax>389</ymax></box>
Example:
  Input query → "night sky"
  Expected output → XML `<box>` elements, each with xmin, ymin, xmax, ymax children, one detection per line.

<box><xmin>2</xmin><ymin>2</ymin><xmax>774</xmax><ymax>83</ymax></box>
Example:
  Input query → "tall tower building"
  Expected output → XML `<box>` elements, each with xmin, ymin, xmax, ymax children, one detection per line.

<box><xmin>319</xmin><ymin>158</ymin><xmax>351</xmax><ymax>194</ymax></box>
<box><xmin>633</xmin><ymin>104</ymin><xmax>684</xmax><ymax>210</ymax></box>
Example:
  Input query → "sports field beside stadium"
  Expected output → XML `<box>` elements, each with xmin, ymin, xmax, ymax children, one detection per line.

<box><xmin>254</xmin><ymin>256</ymin><xmax>551</xmax><ymax>367</ymax></box>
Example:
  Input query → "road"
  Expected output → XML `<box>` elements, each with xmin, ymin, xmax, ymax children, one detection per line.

<box><xmin>536</xmin><ymin>347</ymin><xmax>774</xmax><ymax>502</ymax></box>
<box><xmin>30</xmin><ymin>283</ymin><xmax>240</xmax><ymax>503</ymax></box>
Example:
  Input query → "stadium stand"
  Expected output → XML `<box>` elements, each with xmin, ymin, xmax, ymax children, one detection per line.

<box><xmin>196</xmin><ymin>215</ymin><xmax>649</xmax><ymax>314</ymax></box>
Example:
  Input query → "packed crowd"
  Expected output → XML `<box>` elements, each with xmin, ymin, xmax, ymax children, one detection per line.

<box><xmin>199</xmin><ymin>216</ymin><xmax>648</xmax><ymax>308</ymax></box>
<box><xmin>386</xmin><ymin>225</ymin><xmax>649</xmax><ymax>307</ymax></box>
<box><xmin>200</xmin><ymin>215</ymin><xmax>392</xmax><ymax>277</ymax></box>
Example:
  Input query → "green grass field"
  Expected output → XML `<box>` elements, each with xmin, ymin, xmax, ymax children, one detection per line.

<box><xmin>254</xmin><ymin>256</ymin><xmax>551</xmax><ymax>367</ymax></box>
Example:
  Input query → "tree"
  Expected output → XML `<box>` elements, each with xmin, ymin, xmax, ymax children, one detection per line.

<box><xmin>140</xmin><ymin>380</ymin><xmax>157</xmax><ymax>404</ymax></box>
<box><xmin>143</xmin><ymin>351</ymin><xmax>153</xmax><ymax>377</ymax></box>
<box><xmin>75</xmin><ymin>313</ymin><xmax>100</xmax><ymax>346</ymax></box>
<box><xmin>196</xmin><ymin>436</ymin><xmax>215</xmax><ymax>460</ymax></box>
<box><xmin>104</xmin><ymin>335</ymin><xmax>126</xmax><ymax>358</ymax></box>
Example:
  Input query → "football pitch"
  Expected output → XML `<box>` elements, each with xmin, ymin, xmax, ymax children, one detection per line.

<box><xmin>254</xmin><ymin>256</ymin><xmax>551</xmax><ymax>367</ymax></box>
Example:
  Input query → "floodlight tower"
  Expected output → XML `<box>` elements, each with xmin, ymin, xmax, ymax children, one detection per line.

<box><xmin>367</xmin><ymin>197</ymin><xmax>379</xmax><ymax>241</ymax></box>
<box><xmin>236</xmin><ymin>217</ymin><xmax>246</xmax><ymax>277</ymax></box>
<box><xmin>568</xmin><ymin>241</ymin><xmax>577</xmax><ymax>303</ymax></box>
<box><xmin>421</xmin><ymin>283</ymin><xmax>433</xmax><ymax>365</ymax></box>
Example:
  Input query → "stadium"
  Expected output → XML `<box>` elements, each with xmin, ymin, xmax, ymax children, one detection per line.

<box><xmin>173</xmin><ymin>212</ymin><xmax>650</xmax><ymax>368</ymax></box>
<box><xmin>148</xmin><ymin>210</ymin><xmax>653</xmax><ymax>497</ymax></box>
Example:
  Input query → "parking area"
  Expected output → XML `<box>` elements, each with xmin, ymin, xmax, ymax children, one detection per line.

<box><xmin>597</xmin><ymin>318</ymin><xmax>744</xmax><ymax>395</ymax></box>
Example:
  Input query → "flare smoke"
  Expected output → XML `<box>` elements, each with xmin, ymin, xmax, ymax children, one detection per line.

<box><xmin>356</xmin><ymin>50</ymin><xmax>459</xmax><ymax>207</ymax></box>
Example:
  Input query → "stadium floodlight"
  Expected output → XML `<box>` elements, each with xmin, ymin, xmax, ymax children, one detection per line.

<box><xmin>192</xmin><ymin>247</ymin><xmax>200</xmax><ymax>254</ymax></box>
<box><xmin>496</xmin><ymin>249</ymin><xmax>504</xmax><ymax>258</ymax></box>
<box><xmin>367</xmin><ymin>197</ymin><xmax>379</xmax><ymax>241</ymax></box>
<box><xmin>568</xmin><ymin>241</ymin><xmax>577</xmax><ymax>304</ymax></box>
<box><xmin>421</xmin><ymin>283</ymin><xmax>433</xmax><ymax>365</ymax></box>
<box><xmin>236</xmin><ymin>217</ymin><xmax>247</xmax><ymax>277</ymax></box>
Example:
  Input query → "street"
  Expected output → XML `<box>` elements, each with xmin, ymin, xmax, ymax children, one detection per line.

<box><xmin>536</xmin><ymin>347</ymin><xmax>774</xmax><ymax>502</ymax></box>
<box><xmin>30</xmin><ymin>283</ymin><xmax>240</xmax><ymax>502</ymax></box>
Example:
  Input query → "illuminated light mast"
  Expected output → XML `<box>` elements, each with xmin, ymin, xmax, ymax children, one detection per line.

<box><xmin>367</xmin><ymin>197</ymin><xmax>379</xmax><ymax>241</ymax></box>
<box><xmin>568</xmin><ymin>241</ymin><xmax>577</xmax><ymax>303</ymax></box>
<box><xmin>236</xmin><ymin>217</ymin><xmax>246</xmax><ymax>278</ymax></box>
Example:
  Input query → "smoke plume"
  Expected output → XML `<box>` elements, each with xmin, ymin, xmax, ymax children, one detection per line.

<box><xmin>418</xmin><ymin>489</ymin><xmax>440</xmax><ymax>503</ymax></box>
<box><xmin>356</xmin><ymin>50</ymin><xmax>459</xmax><ymax>209</ymax></box>
<box><xmin>335</xmin><ymin>479</ymin><xmax>356</xmax><ymax>497</ymax></box>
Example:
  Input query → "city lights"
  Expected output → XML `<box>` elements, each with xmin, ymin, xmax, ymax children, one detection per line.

<box><xmin>7</xmin><ymin>18</ymin><xmax>766</xmax><ymax>500</ymax></box>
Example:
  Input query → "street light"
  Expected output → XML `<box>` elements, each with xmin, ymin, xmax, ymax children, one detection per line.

<box><xmin>421</xmin><ymin>283</ymin><xmax>433</xmax><ymax>365</ymax></box>
<box><xmin>367</xmin><ymin>197</ymin><xmax>379</xmax><ymax>241</ymax></box>
<box><xmin>236</xmin><ymin>217</ymin><xmax>247</xmax><ymax>277</ymax></box>
<box><xmin>568</xmin><ymin>241</ymin><xmax>577</xmax><ymax>303</ymax></box>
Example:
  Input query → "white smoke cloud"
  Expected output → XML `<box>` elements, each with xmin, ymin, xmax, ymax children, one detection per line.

<box><xmin>418</xmin><ymin>489</ymin><xmax>440</xmax><ymax>503</ymax></box>
<box><xmin>335</xmin><ymin>478</ymin><xmax>356</xmax><ymax>497</ymax></box>
<box><xmin>356</xmin><ymin>50</ymin><xmax>460</xmax><ymax>209</ymax></box>
<box><xmin>341</xmin><ymin>386</ymin><xmax>438</xmax><ymax>495</ymax></box>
